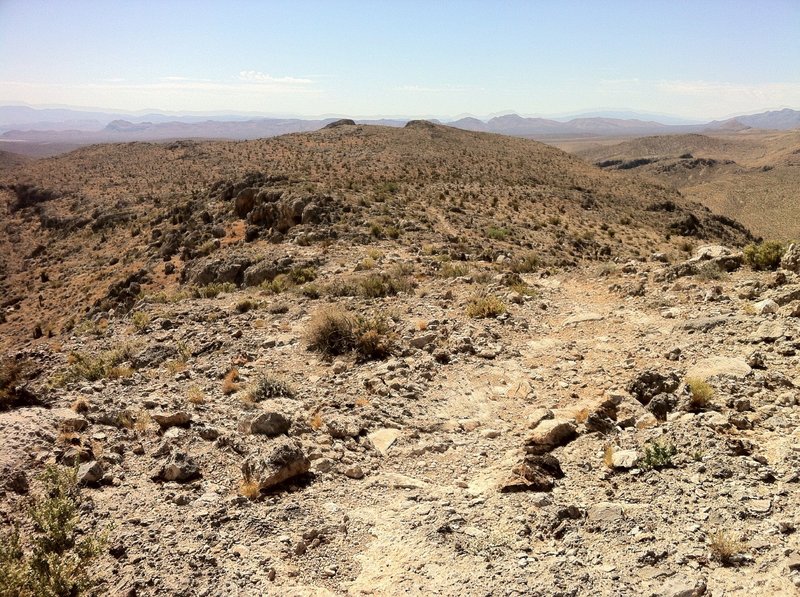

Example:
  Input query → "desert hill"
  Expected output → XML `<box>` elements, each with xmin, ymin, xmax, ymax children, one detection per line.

<box><xmin>575</xmin><ymin>130</ymin><xmax>800</xmax><ymax>240</ymax></box>
<box><xmin>0</xmin><ymin>122</ymin><xmax>752</xmax><ymax>351</ymax></box>
<box><xmin>6</xmin><ymin>124</ymin><xmax>800</xmax><ymax>596</ymax></box>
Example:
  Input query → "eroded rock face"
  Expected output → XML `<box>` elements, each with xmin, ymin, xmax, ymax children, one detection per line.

<box><xmin>181</xmin><ymin>256</ymin><xmax>253</xmax><ymax>286</ymax></box>
<box><xmin>153</xmin><ymin>452</ymin><xmax>200</xmax><ymax>482</ymax></box>
<box><xmin>241</xmin><ymin>438</ymin><xmax>310</xmax><ymax>490</ymax></box>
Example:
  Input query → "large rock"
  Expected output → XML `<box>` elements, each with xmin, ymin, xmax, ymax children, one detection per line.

<box><xmin>524</xmin><ymin>419</ymin><xmax>577</xmax><ymax>454</ymax></box>
<box><xmin>241</xmin><ymin>438</ymin><xmax>310</xmax><ymax>490</ymax></box>
<box><xmin>753</xmin><ymin>321</ymin><xmax>785</xmax><ymax>342</ymax></box>
<box><xmin>151</xmin><ymin>410</ymin><xmax>192</xmax><ymax>429</ymax></box>
<box><xmin>687</xmin><ymin>356</ymin><xmax>751</xmax><ymax>380</ymax></box>
<box><xmin>234</xmin><ymin>187</ymin><xmax>258</xmax><ymax>218</ymax></box>
<box><xmin>182</xmin><ymin>256</ymin><xmax>252</xmax><ymax>286</ymax></box>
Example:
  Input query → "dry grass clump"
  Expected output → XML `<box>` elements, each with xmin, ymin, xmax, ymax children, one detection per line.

<box><xmin>708</xmin><ymin>530</ymin><xmax>745</xmax><ymax>565</ymax></box>
<box><xmin>466</xmin><ymin>293</ymin><xmax>507</xmax><ymax>318</ymax></box>
<box><xmin>222</xmin><ymin>368</ymin><xmax>241</xmax><ymax>395</ymax></box>
<box><xmin>306</xmin><ymin>307</ymin><xmax>396</xmax><ymax>360</ymax></box>
<box><xmin>239</xmin><ymin>477</ymin><xmax>261</xmax><ymax>500</ymax></box>
<box><xmin>53</xmin><ymin>344</ymin><xmax>136</xmax><ymax>386</ymax></box>
<box><xmin>437</xmin><ymin>261</ymin><xmax>470</xmax><ymax>278</ymax></box>
<box><xmin>187</xmin><ymin>385</ymin><xmax>206</xmax><ymax>404</ymax></box>
<box><xmin>686</xmin><ymin>377</ymin><xmax>714</xmax><ymax>411</ymax></box>
<box><xmin>509</xmin><ymin>252</ymin><xmax>540</xmax><ymax>274</ymax></box>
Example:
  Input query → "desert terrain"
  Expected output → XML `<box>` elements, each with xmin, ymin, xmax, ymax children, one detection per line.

<box><xmin>1</xmin><ymin>122</ymin><xmax>800</xmax><ymax>596</ymax></box>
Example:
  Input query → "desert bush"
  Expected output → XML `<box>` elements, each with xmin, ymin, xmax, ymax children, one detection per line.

<box><xmin>191</xmin><ymin>282</ymin><xmax>236</xmax><ymax>299</ymax></box>
<box><xmin>247</xmin><ymin>374</ymin><xmax>295</xmax><ymax>401</ymax></box>
<box><xmin>639</xmin><ymin>441</ymin><xmax>677</xmax><ymax>470</ymax></box>
<box><xmin>306</xmin><ymin>308</ymin><xmax>357</xmax><ymax>357</ymax></box>
<box><xmin>708</xmin><ymin>530</ymin><xmax>744</xmax><ymax>565</ymax></box>
<box><xmin>509</xmin><ymin>252</ymin><xmax>539</xmax><ymax>273</ymax></box>
<box><xmin>53</xmin><ymin>345</ymin><xmax>136</xmax><ymax>386</ymax></box>
<box><xmin>743</xmin><ymin>240</ymin><xmax>784</xmax><ymax>271</ymax></box>
<box><xmin>686</xmin><ymin>377</ymin><xmax>714</xmax><ymax>411</ymax></box>
<box><xmin>1</xmin><ymin>358</ymin><xmax>35</xmax><ymax>410</ymax></box>
<box><xmin>486</xmin><ymin>227</ymin><xmax>508</xmax><ymax>241</ymax></box>
<box><xmin>235</xmin><ymin>299</ymin><xmax>257</xmax><ymax>313</ymax></box>
<box><xmin>438</xmin><ymin>262</ymin><xmax>469</xmax><ymax>278</ymax></box>
<box><xmin>696</xmin><ymin>261</ymin><xmax>724</xmax><ymax>281</ymax></box>
<box><xmin>306</xmin><ymin>308</ymin><xmax>395</xmax><ymax>360</ymax></box>
<box><xmin>299</xmin><ymin>284</ymin><xmax>321</xmax><ymax>299</ymax></box>
<box><xmin>0</xmin><ymin>465</ymin><xmax>105</xmax><ymax>597</ymax></box>
<box><xmin>130</xmin><ymin>311</ymin><xmax>150</xmax><ymax>332</ymax></box>
<box><xmin>288</xmin><ymin>266</ymin><xmax>317</xmax><ymax>285</ymax></box>
<box><xmin>466</xmin><ymin>294</ymin><xmax>507</xmax><ymax>318</ymax></box>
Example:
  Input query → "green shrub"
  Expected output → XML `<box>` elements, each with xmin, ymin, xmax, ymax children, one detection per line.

<box><xmin>640</xmin><ymin>441</ymin><xmax>677</xmax><ymax>470</ymax></box>
<box><xmin>53</xmin><ymin>345</ymin><xmax>136</xmax><ymax>386</ymax></box>
<box><xmin>743</xmin><ymin>240</ymin><xmax>785</xmax><ymax>271</ymax></box>
<box><xmin>0</xmin><ymin>465</ymin><xmax>105</xmax><ymax>597</ymax></box>
<box><xmin>190</xmin><ymin>282</ymin><xmax>236</xmax><ymax>298</ymax></box>
<box><xmin>486</xmin><ymin>227</ymin><xmax>509</xmax><ymax>241</ymax></box>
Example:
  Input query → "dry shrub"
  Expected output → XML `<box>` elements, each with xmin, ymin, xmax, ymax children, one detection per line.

<box><xmin>1</xmin><ymin>357</ymin><xmax>35</xmax><ymax>410</ymax></box>
<box><xmin>309</xmin><ymin>411</ymin><xmax>324</xmax><ymax>430</ymax></box>
<box><xmin>708</xmin><ymin>530</ymin><xmax>744</xmax><ymax>565</ymax></box>
<box><xmin>187</xmin><ymin>385</ymin><xmax>206</xmax><ymax>404</ymax></box>
<box><xmin>222</xmin><ymin>368</ymin><xmax>240</xmax><ymax>395</ymax></box>
<box><xmin>686</xmin><ymin>377</ymin><xmax>714</xmax><ymax>411</ymax></box>
<box><xmin>306</xmin><ymin>307</ymin><xmax>356</xmax><ymax>356</ymax></box>
<box><xmin>239</xmin><ymin>478</ymin><xmax>261</xmax><ymax>500</ymax></box>
<box><xmin>466</xmin><ymin>293</ymin><xmax>506</xmax><ymax>318</ymax></box>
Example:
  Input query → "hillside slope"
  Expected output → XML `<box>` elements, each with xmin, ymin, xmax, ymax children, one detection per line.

<box><xmin>576</xmin><ymin>130</ymin><xmax>800</xmax><ymax>240</ymax></box>
<box><xmin>1</xmin><ymin>123</ymin><xmax>751</xmax><ymax>351</ymax></box>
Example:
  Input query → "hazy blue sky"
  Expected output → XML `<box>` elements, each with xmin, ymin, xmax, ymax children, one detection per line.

<box><xmin>1</xmin><ymin>0</ymin><xmax>798</xmax><ymax>119</ymax></box>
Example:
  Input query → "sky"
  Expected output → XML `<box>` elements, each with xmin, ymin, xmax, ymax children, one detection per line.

<box><xmin>1</xmin><ymin>0</ymin><xmax>799</xmax><ymax>121</ymax></box>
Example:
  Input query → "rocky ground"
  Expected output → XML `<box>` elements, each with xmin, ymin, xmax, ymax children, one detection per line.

<box><xmin>3</xmin><ymin>240</ymin><xmax>800</xmax><ymax>596</ymax></box>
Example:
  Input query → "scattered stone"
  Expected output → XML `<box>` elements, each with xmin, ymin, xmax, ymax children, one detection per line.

<box><xmin>151</xmin><ymin>410</ymin><xmax>192</xmax><ymax>429</ymax></box>
<box><xmin>368</xmin><ymin>428</ymin><xmax>400</xmax><ymax>455</ymax></box>
<box><xmin>611</xmin><ymin>450</ymin><xmax>638</xmax><ymax>469</ymax></box>
<box><xmin>77</xmin><ymin>460</ymin><xmax>104</xmax><ymax>485</ymax></box>
<box><xmin>153</xmin><ymin>452</ymin><xmax>200</xmax><ymax>482</ymax></box>
<box><xmin>343</xmin><ymin>465</ymin><xmax>364</xmax><ymax>479</ymax></box>
<box><xmin>499</xmin><ymin>454</ymin><xmax>564</xmax><ymax>492</ymax></box>
<box><xmin>754</xmin><ymin>299</ymin><xmax>779</xmax><ymax>315</ymax></box>
<box><xmin>239</xmin><ymin>411</ymin><xmax>291</xmax><ymax>436</ymax></box>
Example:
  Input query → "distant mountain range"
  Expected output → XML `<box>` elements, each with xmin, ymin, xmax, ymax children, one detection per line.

<box><xmin>1</xmin><ymin>105</ymin><xmax>798</xmax><ymax>157</ymax></box>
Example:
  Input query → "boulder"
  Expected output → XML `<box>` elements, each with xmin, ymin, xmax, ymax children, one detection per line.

<box><xmin>524</xmin><ymin>419</ymin><xmax>577</xmax><ymax>454</ymax></box>
<box><xmin>754</xmin><ymin>299</ymin><xmax>779</xmax><ymax>315</ymax></box>
<box><xmin>611</xmin><ymin>450</ymin><xmax>638</xmax><ymax>469</ymax></box>
<box><xmin>77</xmin><ymin>460</ymin><xmax>104</xmax><ymax>485</ymax></box>
<box><xmin>687</xmin><ymin>357</ymin><xmax>751</xmax><ymax>380</ymax></box>
<box><xmin>241</xmin><ymin>438</ymin><xmax>310</xmax><ymax>490</ymax></box>
<box><xmin>151</xmin><ymin>410</ymin><xmax>192</xmax><ymax>429</ymax></box>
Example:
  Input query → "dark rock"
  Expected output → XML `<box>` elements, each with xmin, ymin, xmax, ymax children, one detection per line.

<box><xmin>153</xmin><ymin>452</ymin><xmax>200</xmax><ymax>482</ymax></box>
<box><xmin>499</xmin><ymin>454</ymin><xmax>564</xmax><ymax>492</ymax></box>
<box><xmin>627</xmin><ymin>370</ymin><xmax>680</xmax><ymax>405</ymax></box>
<box><xmin>647</xmin><ymin>393</ymin><xmax>678</xmax><ymax>421</ymax></box>
<box><xmin>323</xmin><ymin>119</ymin><xmax>356</xmax><ymax>128</ymax></box>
